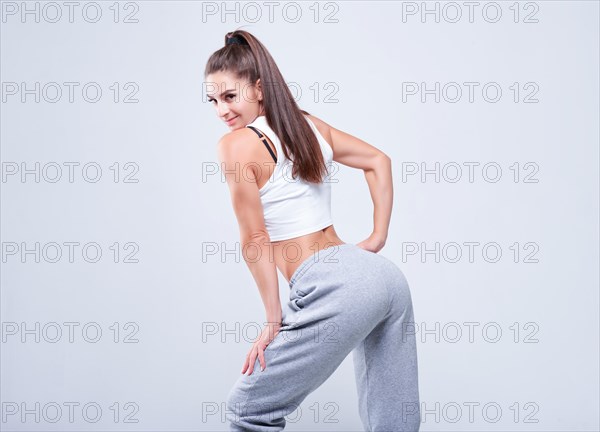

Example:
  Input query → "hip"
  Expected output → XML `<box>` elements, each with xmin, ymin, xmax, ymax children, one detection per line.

<box><xmin>288</xmin><ymin>242</ymin><xmax>406</xmax><ymax>293</ymax></box>
<box><xmin>284</xmin><ymin>242</ymin><xmax>407</xmax><ymax>320</ymax></box>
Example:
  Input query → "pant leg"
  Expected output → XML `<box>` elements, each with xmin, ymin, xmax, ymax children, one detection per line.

<box><xmin>352</xmin><ymin>255</ymin><xmax>421</xmax><ymax>431</ymax></box>
<box><xmin>225</xmin><ymin>244</ymin><xmax>392</xmax><ymax>431</ymax></box>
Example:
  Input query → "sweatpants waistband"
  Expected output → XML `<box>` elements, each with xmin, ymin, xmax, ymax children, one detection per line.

<box><xmin>288</xmin><ymin>243</ymin><xmax>358</xmax><ymax>289</ymax></box>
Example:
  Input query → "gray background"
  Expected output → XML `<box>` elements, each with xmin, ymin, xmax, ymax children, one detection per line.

<box><xmin>1</xmin><ymin>0</ymin><xmax>598</xmax><ymax>430</ymax></box>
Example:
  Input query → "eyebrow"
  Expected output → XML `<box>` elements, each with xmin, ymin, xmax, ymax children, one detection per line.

<box><xmin>207</xmin><ymin>88</ymin><xmax>237</xmax><ymax>98</ymax></box>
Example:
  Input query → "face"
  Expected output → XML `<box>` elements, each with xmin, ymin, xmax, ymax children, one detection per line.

<box><xmin>205</xmin><ymin>71</ymin><xmax>264</xmax><ymax>130</ymax></box>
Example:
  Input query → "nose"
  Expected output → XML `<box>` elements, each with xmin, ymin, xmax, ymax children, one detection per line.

<box><xmin>216</xmin><ymin>102</ymin><xmax>230</xmax><ymax>119</ymax></box>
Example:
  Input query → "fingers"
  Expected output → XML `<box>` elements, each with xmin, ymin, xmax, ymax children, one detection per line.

<box><xmin>241</xmin><ymin>347</ymin><xmax>252</xmax><ymax>374</ymax></box>
<box><xmin>258</xmin><ymin>347</ymin><xmax>265</xmax><ymax>371</ymax></box>
<box><xmin>241</xmin><ymin>326</ymin><xmax>281</xmax><ymax>375</ymax></box>
<box><xmin>246</xmin><ymin>349</ymin><xmax>257</xmax><ymax>375</ymax></box>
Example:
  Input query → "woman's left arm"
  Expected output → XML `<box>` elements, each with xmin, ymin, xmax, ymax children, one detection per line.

<box><xmin>217</xmin><ymin>132</ymin><xmax>281</xmax><ymax>325</ymax></box>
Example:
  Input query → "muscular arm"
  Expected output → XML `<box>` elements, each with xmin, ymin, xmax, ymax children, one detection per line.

<box><xmin>308</xmin><ymin>115</ymin><xmax>393</xmax><ymax>242</ymax></box>
<box><xmin>217</xmin><ymin>132</ymin><xmax>282</xmax><ymax>324</ymax></box>
<box><xmin>362</xmin><ymin>156</ymin><xmax>393</xmax><ymax>240</ymax></box>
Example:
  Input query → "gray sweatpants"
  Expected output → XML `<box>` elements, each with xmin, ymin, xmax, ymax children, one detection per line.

<box><xmin>226</xmin><ymin>243</ymin><xmax>421</xmax><ymax>431</ymax></box>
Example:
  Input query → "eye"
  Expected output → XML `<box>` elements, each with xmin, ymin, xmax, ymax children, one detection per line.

<box><xmin>226</xmin><ymin>94</ymin><xmax>236</xmax><ymax>100</ymax></box>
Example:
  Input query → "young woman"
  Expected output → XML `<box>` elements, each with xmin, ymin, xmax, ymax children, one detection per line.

<box><xmin>205</xmin><ymin>30</ymin><xmax>420</xmax><ymax>431</ymax></box>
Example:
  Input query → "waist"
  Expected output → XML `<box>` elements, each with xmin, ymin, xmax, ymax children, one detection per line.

<box><xmin>271</xmin><ymin>226</ymin><xmax>345</xmax><ymax>282</ymax></box>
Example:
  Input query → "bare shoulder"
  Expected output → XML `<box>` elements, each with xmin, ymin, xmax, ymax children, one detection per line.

<box><xmin>216</xmin><ymin>128</ymin><xmax>258</xmax><ymax>164</ymax></box>
<box><xmin>305</xmin><ymin>113</ymin><xmax>335</xmax><ymax>149</ymax></box>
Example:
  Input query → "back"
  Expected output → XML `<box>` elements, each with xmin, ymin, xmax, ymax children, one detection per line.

<box><xmin>245</xmin><ymin>114</ymin><xmax>334</xmax><ymax>242</ymax></box>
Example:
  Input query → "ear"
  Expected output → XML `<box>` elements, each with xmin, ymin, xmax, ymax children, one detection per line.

<box><xmin>255</xmin><ymin>78</ymin><xmax>263</xmax><ymax>102</ymax></box>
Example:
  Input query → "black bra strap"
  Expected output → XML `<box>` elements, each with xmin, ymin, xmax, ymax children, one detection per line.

<box><xmin>247</xmin><ymin>126</ymin><xmax>277</xmax><ymax>163</ymax></box>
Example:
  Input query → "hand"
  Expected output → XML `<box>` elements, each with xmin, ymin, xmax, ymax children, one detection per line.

<box><xmin>241</xmin><ymin>321</ymin><xmax>282</xmax><ymax>375</ymax></box>
<box><xmin>356</xmin><ymin>232</ymin><xmax>386</xmax><ymax>254</ymax></box>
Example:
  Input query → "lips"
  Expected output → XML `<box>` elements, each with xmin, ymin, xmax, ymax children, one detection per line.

<box><xmin>225</xmin><ymin>116</ymin><xmax>238</xmax><ymax>125</ymax></box>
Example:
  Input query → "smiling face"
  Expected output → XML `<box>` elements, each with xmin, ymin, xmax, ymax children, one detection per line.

<box><xmin>205</xmin><ymin>70</ymin><xmax>264</xmax><ymax>130</ymax></box>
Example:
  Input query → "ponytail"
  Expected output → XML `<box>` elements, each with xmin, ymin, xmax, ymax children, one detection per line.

<box><xmin>204</xmin><ymin>29</ymin><xmax>328</xmax><ymax>184</ymax></box>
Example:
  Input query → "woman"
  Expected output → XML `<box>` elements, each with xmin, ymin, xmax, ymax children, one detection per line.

<box><xmin>205</xmin><ymin>30</ymin><xmax>420</xmax><ymax>431</ymax></box>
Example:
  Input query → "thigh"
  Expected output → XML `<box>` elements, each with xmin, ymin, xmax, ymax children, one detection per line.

<box><xmin>225</xmin><ymin>310</ymin><xmax>356</xmax><ymax>426</ymax></box>
<box><xmin>227</xmin><ymin>246</ymin><xmax>392</xmax><ymax>422</ymax></box>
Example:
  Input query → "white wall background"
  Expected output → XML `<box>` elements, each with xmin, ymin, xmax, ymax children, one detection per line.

<box><xmin>1</xmin><ymin>1</ymin><xmax>598</xmax><ymax>430</ymax></box>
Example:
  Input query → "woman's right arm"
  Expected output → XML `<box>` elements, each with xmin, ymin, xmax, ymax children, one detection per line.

<box><xmin>216</xmin><ymin>131</ymin><xmax>282</xmax><ymax>325</ymax></box>
<box><xmin>308</xmin><ymin>115</ymin><xmax>393</xmax><ymax>252</ymax></box>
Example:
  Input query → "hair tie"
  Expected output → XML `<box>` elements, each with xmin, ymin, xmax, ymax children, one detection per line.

<box><xmin>226</xmin><ymin>35</ymin><xmax>246</xmax><ymax>46</ymax></box>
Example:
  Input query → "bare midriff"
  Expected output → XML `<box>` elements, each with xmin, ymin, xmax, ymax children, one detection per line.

<box><xmin>270</xmin><ymin>226</ymin><xmax>346</xmax><ymax>283</ymax></box>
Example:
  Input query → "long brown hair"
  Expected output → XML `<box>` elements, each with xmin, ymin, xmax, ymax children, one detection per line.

<box><xmin>204</xmin><ymin>29</ymin><xmax>328</xmax><ymax>184</ymax></box>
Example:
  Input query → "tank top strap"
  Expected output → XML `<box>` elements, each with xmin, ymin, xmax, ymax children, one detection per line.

<box><xmin>245</xmin><ymin>116</ymin><xmax>286</xmax><ymax>164</ymax></box>
<box><xmin>247</xmin><ymin>125</ymin><xmax>277</xmax><ymax>162</ymax></box>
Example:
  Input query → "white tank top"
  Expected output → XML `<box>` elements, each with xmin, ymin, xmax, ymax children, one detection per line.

<box><xmin>245</xmin><ymin>114</ymin><xmax>334</xmax><ymax>242</ymax></box>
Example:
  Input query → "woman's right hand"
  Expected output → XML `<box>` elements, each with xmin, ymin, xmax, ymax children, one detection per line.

<box><xmin>241</xmin><ymin>321</ymin><xmax>282</xmax><ymax>375</ymax></box>
<box><xmin>356</xmin><ymin>232</ymin><xmax>386</xmax><ymax>253</ymax></box>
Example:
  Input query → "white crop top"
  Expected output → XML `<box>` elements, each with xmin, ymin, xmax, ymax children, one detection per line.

<box><xmin>245</xmin><ymin>114</ymin><xmax>334</xmax><ymax>242</ymax></box>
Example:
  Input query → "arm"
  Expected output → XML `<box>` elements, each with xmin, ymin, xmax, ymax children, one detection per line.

<box><xmin>308</xmin><ymin>115</ymin><xmax>393</xmax><ymax>248</ymax></box>
<box><xmin>362</xmin><ymin>156</ymin><xmax>393</xmax><ymax>245</ymax></box>
<box><xmin>217</xmin><ymin>132</ymin><xmax>281</xmax><ymax>324</ymax></box>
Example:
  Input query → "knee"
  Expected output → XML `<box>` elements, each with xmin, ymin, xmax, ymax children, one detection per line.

<box><xmin>225</xmin><ymin>387</ymin><xmax>287</xmax><ymax>430</ymax></box>
<box><xmin>225</xmin><ymin>386</ymin><xmax>250</xmax><ymax>427</ymax></box>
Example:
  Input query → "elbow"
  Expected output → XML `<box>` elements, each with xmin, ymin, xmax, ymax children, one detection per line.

<box><xmin>241</xmin><ymin>228</ymin><xmax>271</xmax><ymax>248</ymax></box>
<box><xmin>378</xmin><ymin>152</ymin><xmax>392</xmax><ymax>171</ymax></box>
<box><xmin>379</xmin><ymin>151</ymin><xmax>391</xmax><ymax>164</ymax></box>
<box><xmin>363</xmin><ymin>151</ymin><xmax>392</xmax><ymax>173</ymax></box>
<box><xmin>367</xmin><ymin>152</ymin><xmax>390</xmax><ymax>172</ymax></box>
